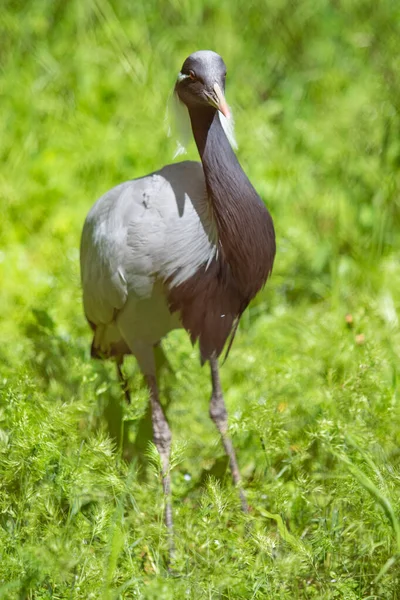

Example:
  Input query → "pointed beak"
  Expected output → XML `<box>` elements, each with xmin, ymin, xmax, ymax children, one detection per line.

<box><xmin>206</xmin><ymin>82</ymin><xmax>230</xmax><ymax>118</ymax></box>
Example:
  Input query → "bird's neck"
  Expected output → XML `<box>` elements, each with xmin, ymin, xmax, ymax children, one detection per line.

<box><xmin>189</xmin><ymin>106</ymin><xmax>237</xmax><ymax>174</ymax></box>
<box><xmin>188</xmin><ymin>106</ymin><xmax>275</xmax><ymax>297</ymax></box>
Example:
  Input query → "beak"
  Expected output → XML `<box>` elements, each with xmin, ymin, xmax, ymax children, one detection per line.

<box><xmin>206</xmin><ymin>82</ymin><xmax>230</xmax><ymax>118</ymax></box>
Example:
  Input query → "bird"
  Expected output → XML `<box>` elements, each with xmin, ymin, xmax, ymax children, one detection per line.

<box><xmin>80</xmin><ymin>50</ymin><xmax>276</xmax><ymax>559</ymax></box>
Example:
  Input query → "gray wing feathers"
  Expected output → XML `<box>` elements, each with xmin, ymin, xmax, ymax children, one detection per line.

<box><xmin>80</xmin><ymin>161</ymin><xmax>216</xmax><ymax>328</ymax></box>
<box><xmin>80</xmin><ymin>192</ymin><xmax>129</xmax><ymax>324</ymax></box>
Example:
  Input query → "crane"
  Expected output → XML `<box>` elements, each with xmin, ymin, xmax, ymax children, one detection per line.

<box><xmin>80</xmin><ymin>50</ymin><xmax>276</xmax><ymax>558</ymax></box>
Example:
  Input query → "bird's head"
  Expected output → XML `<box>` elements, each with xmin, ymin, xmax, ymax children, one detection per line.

<box><xmin>168</xmin><ymin>50</ymin><xmax>237</xmax><ymax>156</ymax></box>
<box><xmin>175</xmin><ymin>50</ymin><xmax>230</xmax><ymax>118</ymax></box>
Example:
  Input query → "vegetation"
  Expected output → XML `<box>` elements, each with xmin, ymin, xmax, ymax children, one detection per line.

<box><xmin>1</xmin><ymin>0</ymin><xmax>400</xmax><ymax>597</ymax></box>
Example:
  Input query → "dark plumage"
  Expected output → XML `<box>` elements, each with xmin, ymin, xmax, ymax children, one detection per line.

<box><xmin>170</xmin><ymin>65</ymin><xmax>275</xmax><ymax>358</ymax></box>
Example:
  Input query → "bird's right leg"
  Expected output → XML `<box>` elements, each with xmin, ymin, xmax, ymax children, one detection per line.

<box><xmin>118</xmin><ymin>325</ymin><xmax>175</xmax><ymax>561</ymax></box>
<box><xmin>116</xmin><ymin>357</ymin><xmax>131</xmax><ymax>404</ymax></box>
<box><xmin>145</xmin><ymin>372</ymin><xmax>175</xmax><ymax>561</ymax></box>
<box><xmin>209</xmin><ymin>354</ymin><xmax>249</xmax><ymax>513</ymax></box>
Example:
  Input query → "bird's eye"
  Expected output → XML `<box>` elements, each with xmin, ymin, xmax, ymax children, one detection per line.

<box><xmin>189</xmin><ymin>70</ymin><xmax>197</xmax><ymax>81</ymax></box>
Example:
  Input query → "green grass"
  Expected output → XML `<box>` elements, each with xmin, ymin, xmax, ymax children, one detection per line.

<box><xmin>1</xmin><ymin>0</ymin><xmax>400</xmax><ymax>597</ymax></box>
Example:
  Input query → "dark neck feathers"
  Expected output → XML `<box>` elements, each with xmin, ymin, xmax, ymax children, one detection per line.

<box><xmin>167</xmin><ymin>104</ymin><xmax>275</xmax><ymax>361</ymax></box>
<box><xmin>189</xmin><ymin>106</ymin><xmax>275</xmax><ymax>299</ymax></box>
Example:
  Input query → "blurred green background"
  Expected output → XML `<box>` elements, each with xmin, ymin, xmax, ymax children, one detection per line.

<box><xmin>1</xmin><ymin>0</ymin><xmax>400</xmax><ymax>598</ymax></box>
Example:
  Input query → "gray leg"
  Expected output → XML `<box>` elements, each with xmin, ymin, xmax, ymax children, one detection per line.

<box><xmin>145</xmin><ymin>373</ymin><xmax>175</xmax><ymax>561</ymax></box>
<box><xmin>116</xmin><ymin>358</ymin><xmax>131</xmax><ymax>404</ymax></box>
<box><xmin>209</xmin><ymin>355</ymin><xmax>249</xmax><ymax>513</ymax></box>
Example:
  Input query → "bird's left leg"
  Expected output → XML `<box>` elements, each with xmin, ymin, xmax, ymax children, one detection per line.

<box><xmin>145</xmin><ymin>372</ymin><xmax>175</xmax><ymax>560</ymax></box>
<box><xmin>209</xmin><ymin>354</ymin><xmax>249</xmax><ymax>513</ymax></box>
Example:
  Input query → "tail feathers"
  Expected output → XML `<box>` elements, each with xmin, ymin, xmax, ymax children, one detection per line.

<box><xmin>89</xmin><ymin>322</ymin><xmax>130</xmax><ymax>360</ymax></box>
<box><xmin>90</xmin><ymin>336</ymin><xmax>131</xmax><ymax>359</ymax></box>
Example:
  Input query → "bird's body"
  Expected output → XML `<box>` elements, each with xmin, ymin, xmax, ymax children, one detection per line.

<box><xmin>81</xmin><ymin>161</ymin><xmax>215</xmax><ymax>372</ymax></box>
<box><xmin>80</xmin><ymin>50</ymin><xmax>276</xmax><ymax>561</ymax></box>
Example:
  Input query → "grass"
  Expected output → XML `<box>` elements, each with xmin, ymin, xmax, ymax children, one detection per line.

<box><xmin>1</xmin><ymin>0</ymin><xmax>400</xmax><ymax>597</ymax></box>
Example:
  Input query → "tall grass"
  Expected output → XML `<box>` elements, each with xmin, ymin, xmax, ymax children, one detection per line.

<box><xmin>1</xmin><ymin>0</ymin><xmax>400</xmax><ymax>597</ymax></box>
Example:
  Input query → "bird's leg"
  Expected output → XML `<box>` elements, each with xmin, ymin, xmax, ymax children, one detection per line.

<box><xmin>209</xmin><ymin>354</ymin><xmax>249</xmax><ymax>513</ymax></box>
<box><xmin>145</xmin><ymin>373</ymin><xmax>175</xmax><ymax>561</ymax></box>
<box><xmin>116</xmin><ymin>357</ymin><xmax>131</xmax><ymax>404</ymax></box>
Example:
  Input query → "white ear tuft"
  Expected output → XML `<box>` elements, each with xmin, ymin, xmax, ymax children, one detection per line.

<box><xmin>165</xmin><ymin>90</ymin><xmax>191</xmax><ymax>158</ymax></box>
<box><xmin>165</xmin><ymin>88</ymin><xmax>238</xmax><ymax>156</ymax></box>
<box><xmin>219</xmin><ymin>108</ymin><xmax>238</xmax><ymax>150</ymax></box>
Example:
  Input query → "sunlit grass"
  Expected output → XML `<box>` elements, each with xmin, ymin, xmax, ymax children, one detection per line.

<box><xmin>1</xmin><ymin>0</ymin><xmax>400</xmax><ymax>597</ymax></box>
